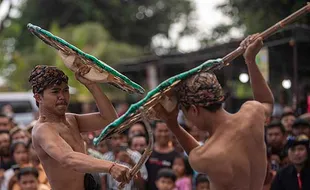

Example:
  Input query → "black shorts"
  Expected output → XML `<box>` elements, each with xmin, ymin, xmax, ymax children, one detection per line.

<box><xmin>84</xmin><ymin>173</ymin><xmax>102</xmax><ymax>190</ymax></box>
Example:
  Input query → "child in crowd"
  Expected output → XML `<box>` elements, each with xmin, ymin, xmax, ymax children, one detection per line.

<box><xmin>195</xmin><ymin>174</ymin><xmax>210</xmax><ymax>190</ymax></box>
<box><xmin>156</xmin><ymin>168</ymin><xmax>176</xmax><ymax>190</ymax></box>
<box><xmin>172</xmin><ymin>155</ymin><xmax>193</xmax><ymax>190</ymax></box>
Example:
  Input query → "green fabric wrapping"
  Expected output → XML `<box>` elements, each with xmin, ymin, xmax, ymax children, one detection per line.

<box><xmin>27</xmin><ymin>23</ymin><xmax>145</xmax><ymax>94</ymax></box>
<box><xmin>93</xmin><ymin>58</ymin><xmax>223</xmax><ymax>145</ymax></box>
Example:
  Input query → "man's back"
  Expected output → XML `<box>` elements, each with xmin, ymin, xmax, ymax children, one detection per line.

<box><xmin>32</xmin><ymin>115</ymin><xmax>86</xmax><ymax>190</ymax></box>
<box><xmin>189</xmin><ymin>101</ymin><xmax>267</xmax><ymax>190</ymax></box>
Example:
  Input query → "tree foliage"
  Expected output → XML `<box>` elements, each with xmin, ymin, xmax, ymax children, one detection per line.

<box><xmin>8</xmin><ymin>0</ymin><xmax>195</xmax><ymax>49</ymax></box>
<box><xmin>214</xmin><ymin>0</ymin><xmax>310</xmax><ymax>38</ymax></box>
<box><xmin>0</xmin><ymin>22</ymin><xmax>142</xmax><ymax>101</ymax></box>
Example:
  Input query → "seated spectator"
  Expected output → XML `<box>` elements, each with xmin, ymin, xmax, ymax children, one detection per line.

<box><xmin>292</xmin><ymin>119</ymin><xmax>310</xmax><ymax>138</ymax></box>
<box><xmin>155</xmin><ymin>168</ymin><xmax>176</xmax><ymax>190</ymax></box>
<box><xmin>271</xmin><ymin>135</ymin><xmax>310</xmax><ymax>190</ymax></box>
<box><xmin>172</xmin><ymin>155</ymin><xmax>193</xmax><ymax>190</ymax></box>
<box><xmin>195</xmin><ymin>174</ymin><xmax>210</xmax><ymax>190</ymax></box>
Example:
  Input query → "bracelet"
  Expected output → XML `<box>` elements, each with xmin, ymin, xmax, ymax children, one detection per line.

<box><xmin>108</xmin><ymin>162</ymin><xmax>116</xmax><ymax>174</ymax></box>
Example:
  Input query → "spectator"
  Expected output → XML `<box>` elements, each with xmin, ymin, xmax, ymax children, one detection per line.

<box><xmin>0</xmin><ymin>114</ymin><xmax>11</xmax><ymax>131</ymax></box>
<box><xmin>263</xmin><ymin>151</ymin><xmax>277</xmax><ymax>190</ymax></box>
<box><xmin>9</xmin><ymin>128</ymin><xmax>30</xmax><ymax>145</ymax></box>
<box><xmin>128</xmin><ymin>122</ymin><xmax>146</xmax><ymax>139</ymax></box>
<box><xmin>172</xmin><ymin>154</ymin><xmax>193</xmax><ymax>190</ymax></box>
<box><xmin>96</xmin><ymin>140</ymin><xmax>109</xmax><ymax>155</ymax></box>
<box><xmin>146</xmin><ymin>121</ymin><xmax>179</xmax><ymax>190</ymax></box>
<box><xmin>0</xmin><ymin>130</ymin><xmax>13</xmax><ymax>170</ymax></box>
<box><xmin>266</xmin><ymin>121</ymin><xmax>286</xmax><ymax>153</ymax></box>
<box><xmin>271</xmin><ymin>135</ymin><xmax>310</xmax><ymax>190</ymax></box>
<box><xmin>129</xmin><ymin>134</ymin><xmax>147</xmax><ymax>154</ymax></box>
<box><xmin>1</xmin><ymin>105</ymin><xmax>14</xmax><ymax>119</ymax></box>
<box><xmin>195</xmin><ymin>174</ymin><xmax>210</xmax><ymax>190</ymax></box>
<box><xmin>17</xmin><ymin>167</ymin><xmax>49</xmax><ymax>190</ymax></box>
<box><xmin>2</xmin><ymin>141</ymin><xmax>30</xmax><ymax>190</ymax></box>
<box><xmin>280</xmin><ymin>112</ymin><xmax>296</xmax><ymax>136</ymax></box>
<box><xmin>155</xmin><ymin>168</ymin><xmax>176</xmax><ymax>190</ymax></box>
<box><xmin>292</xmin><ymin>119</ymin><xmax>310</xmax><ymax>138</ymax></box>
<box><xmin>101</xmin><ymin>133</ymin><xmax>147</xmax><ymax>190</ymax></box>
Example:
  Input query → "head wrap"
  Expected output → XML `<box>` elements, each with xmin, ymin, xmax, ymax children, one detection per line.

<box><xmin>28</xmin><ymin>65</ymin><xmax>68</xmax><ymax>94</ymax></box>
<box><xmin>176</xmin><ymin>71</ymin><xmax>225</xmax><ymax>108</ymax></box>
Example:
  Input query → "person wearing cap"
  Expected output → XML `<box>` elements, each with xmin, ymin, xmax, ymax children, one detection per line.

<box><xmin>271</xmin><ymin>135</ymin><xmax>310</xmax><ymax>190</ymax></box>
<box><xmin>292</xmin><ymin>119</ymin><xmax>310</xmax><ymax>138</ymax></box>
<box><xmin>156</xmin><ymin>34</ymin><xmax>274</xmax><ymax>189</ymax></box>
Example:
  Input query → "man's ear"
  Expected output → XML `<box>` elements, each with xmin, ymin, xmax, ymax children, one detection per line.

<box><xmin>189</xmin><ymin>105</ymin><xmax>199</xmax><ymax>117</ymax></box>
<box><xmin>34</xmin><ymin>93</ymin><xmax>42</xmax><ymax>104</ymax></box>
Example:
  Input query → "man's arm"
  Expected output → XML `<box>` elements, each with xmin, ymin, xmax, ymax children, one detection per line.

<box><xmin>59</xmin><ymin>51</ymin><xmax>118</xmax><ymax>133</ymax></box>
<box><xmin>33</xmin><ymin>124</ymin><xmax>129</xmax><ymax>182</ymax></box>
<box><xmin>69</xmin><ymin>83</ymin><xmax>118</xmax><ymax>133</ymax></box>
<box><xmin>155</xmin><ymin>105</ymin><xmax>200</xmax><ymax>155</ymax></box>
<box><xmin>166</xmin><ymin>120</ymin><xmax>200</xmax><ymax>155</ymax></box>
<box><xmin>242</xmin><ymin>34</ymin><xmax>274</xmax><ymax>117</ymax></box>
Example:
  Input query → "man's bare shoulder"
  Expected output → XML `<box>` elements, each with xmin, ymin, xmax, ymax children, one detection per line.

<box><xmin>32</xmin><ymin>122</ymin><xmax>57</xmax><ymax>141</ymax></box>
<box><xmin>238</xmin><ymin>101</ymin><xmax>265</xmax><ymax>116</ymax></box>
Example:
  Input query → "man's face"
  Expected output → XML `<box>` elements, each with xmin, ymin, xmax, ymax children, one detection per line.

<box><xmin>288</xmin><ymin>145</ymin><xmax>308</xmax><ymax>165</ymax></box>
<box><xmin>0</xmin><ymin>117</ymin><xmax>10</xmax><ymax>131</ymax></box>
<box><xmin>281</xmin><ymin>115</ymin><xmax>296</xmax><ymax>133</ymax></box>
<box><xmin>266</xmin><ymin>127</ymin><xmax>284</xmax><ymax>148</ymax></box>
<box><xmin>156</xmin><ymin>177</ymin><xmax>175</xmax><ymax>190</ymax></box>
<box><xmin>154</xmin><ymin>122</ymin><xmax>170</xmax><ymax>146</ymax></box>
<box><xmin>130</xmin><ymin>136</ymin><xmax>147</xmax><ymax>154</ymax></box>
<box><xmin>39</xmin><ymin>82</ymin><xmax>70</xmax><ymax>115</ymax></box>
<box><xmin>292</xmin><ymin>126</ymin><xmax>310</xmax><ymax>138</ymax></box>
<box><xmin>19</xmin><ymin>174</ymin><xmax>38</xmax><ymax>190</ymax></box>
<box><xmin>0</xmin><ymin>133</ymin><xmax>10</xmax><ymax>156</ymax></box>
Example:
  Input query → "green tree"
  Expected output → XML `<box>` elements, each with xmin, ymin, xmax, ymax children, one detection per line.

<box><xmin>1</xmin><ymin>22</ymin><xmax>142</xmax><ymax>101</ymax></box>
<box><xmin>213</xmin><ymin>0</ymin><xmax>309</xmax><ymax>38</ymax></box>
<box><xmin>8</xmin><ymin>0</ymin><xmax>195</xmax><ymax>50</ymax></box>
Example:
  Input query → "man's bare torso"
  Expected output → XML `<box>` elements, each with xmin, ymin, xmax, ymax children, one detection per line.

<box><xmin>189</xmin><ymin>102</ymin><xmax>267</xmax><ymax>190</ymax></box>
<box><xmin>32</xmin><ymin>115</ymin><xmax>86</xmax><ymax>190</ymax></box>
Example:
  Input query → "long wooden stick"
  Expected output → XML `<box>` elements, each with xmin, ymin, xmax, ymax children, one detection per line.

<box><xmin>223</xmin><ymin>3</ymin><xmax>310</xmax><ymax>64</ymax></box>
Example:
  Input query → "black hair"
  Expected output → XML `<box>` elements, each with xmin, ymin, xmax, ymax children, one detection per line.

<box><xmin>156</xmin><ymin>168</ymin><xmax>176</xmax><ymax>182</ymax></box>
<box><xmin>17</xmin><ymin>167</ymin><xmax>39</xmax><ymax>180</ymax></box>
<box><xmin>0</xmin><ymin>113</ymin><xmax>9</xmax><ymax>118</ymax></box>
<box><xmin>280</xmin><ymin>112</ymin><xmax>296</xmax><ymax>120</ymax></box>
<box><xmin>266</xmin><ymin>121</ymin><xmax>286</xmax><ymax>134</ymax></box>
<box><xmin>174</xmin><ymin>154</ymin><xmax>194</xmax><ymax>176</ymax></box>
<box><xmin>195</xmin><ymin>174</ymin><xmax>209</xmax><ymax>186</ymax></box>
<box><xmin>0</xmin><ymin>130</ymin><xmax>10</xmax><ymax>135</ymax></box>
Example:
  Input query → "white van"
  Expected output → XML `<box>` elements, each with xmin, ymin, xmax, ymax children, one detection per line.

<box><xmin>0</xmin><ymin>92</ymin><xmax>38</xmax><ymax>127</ymax></box>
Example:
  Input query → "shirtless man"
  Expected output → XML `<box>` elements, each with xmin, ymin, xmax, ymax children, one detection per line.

<box><xmin>29</xmin><ymin>58</ymin><xmax>130</xmax><ymax>190</ymax></box>
<box><xmin>156</xmin><ymin>34</ymin><xmax>274</xmax><ymax>190</ymax></box>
